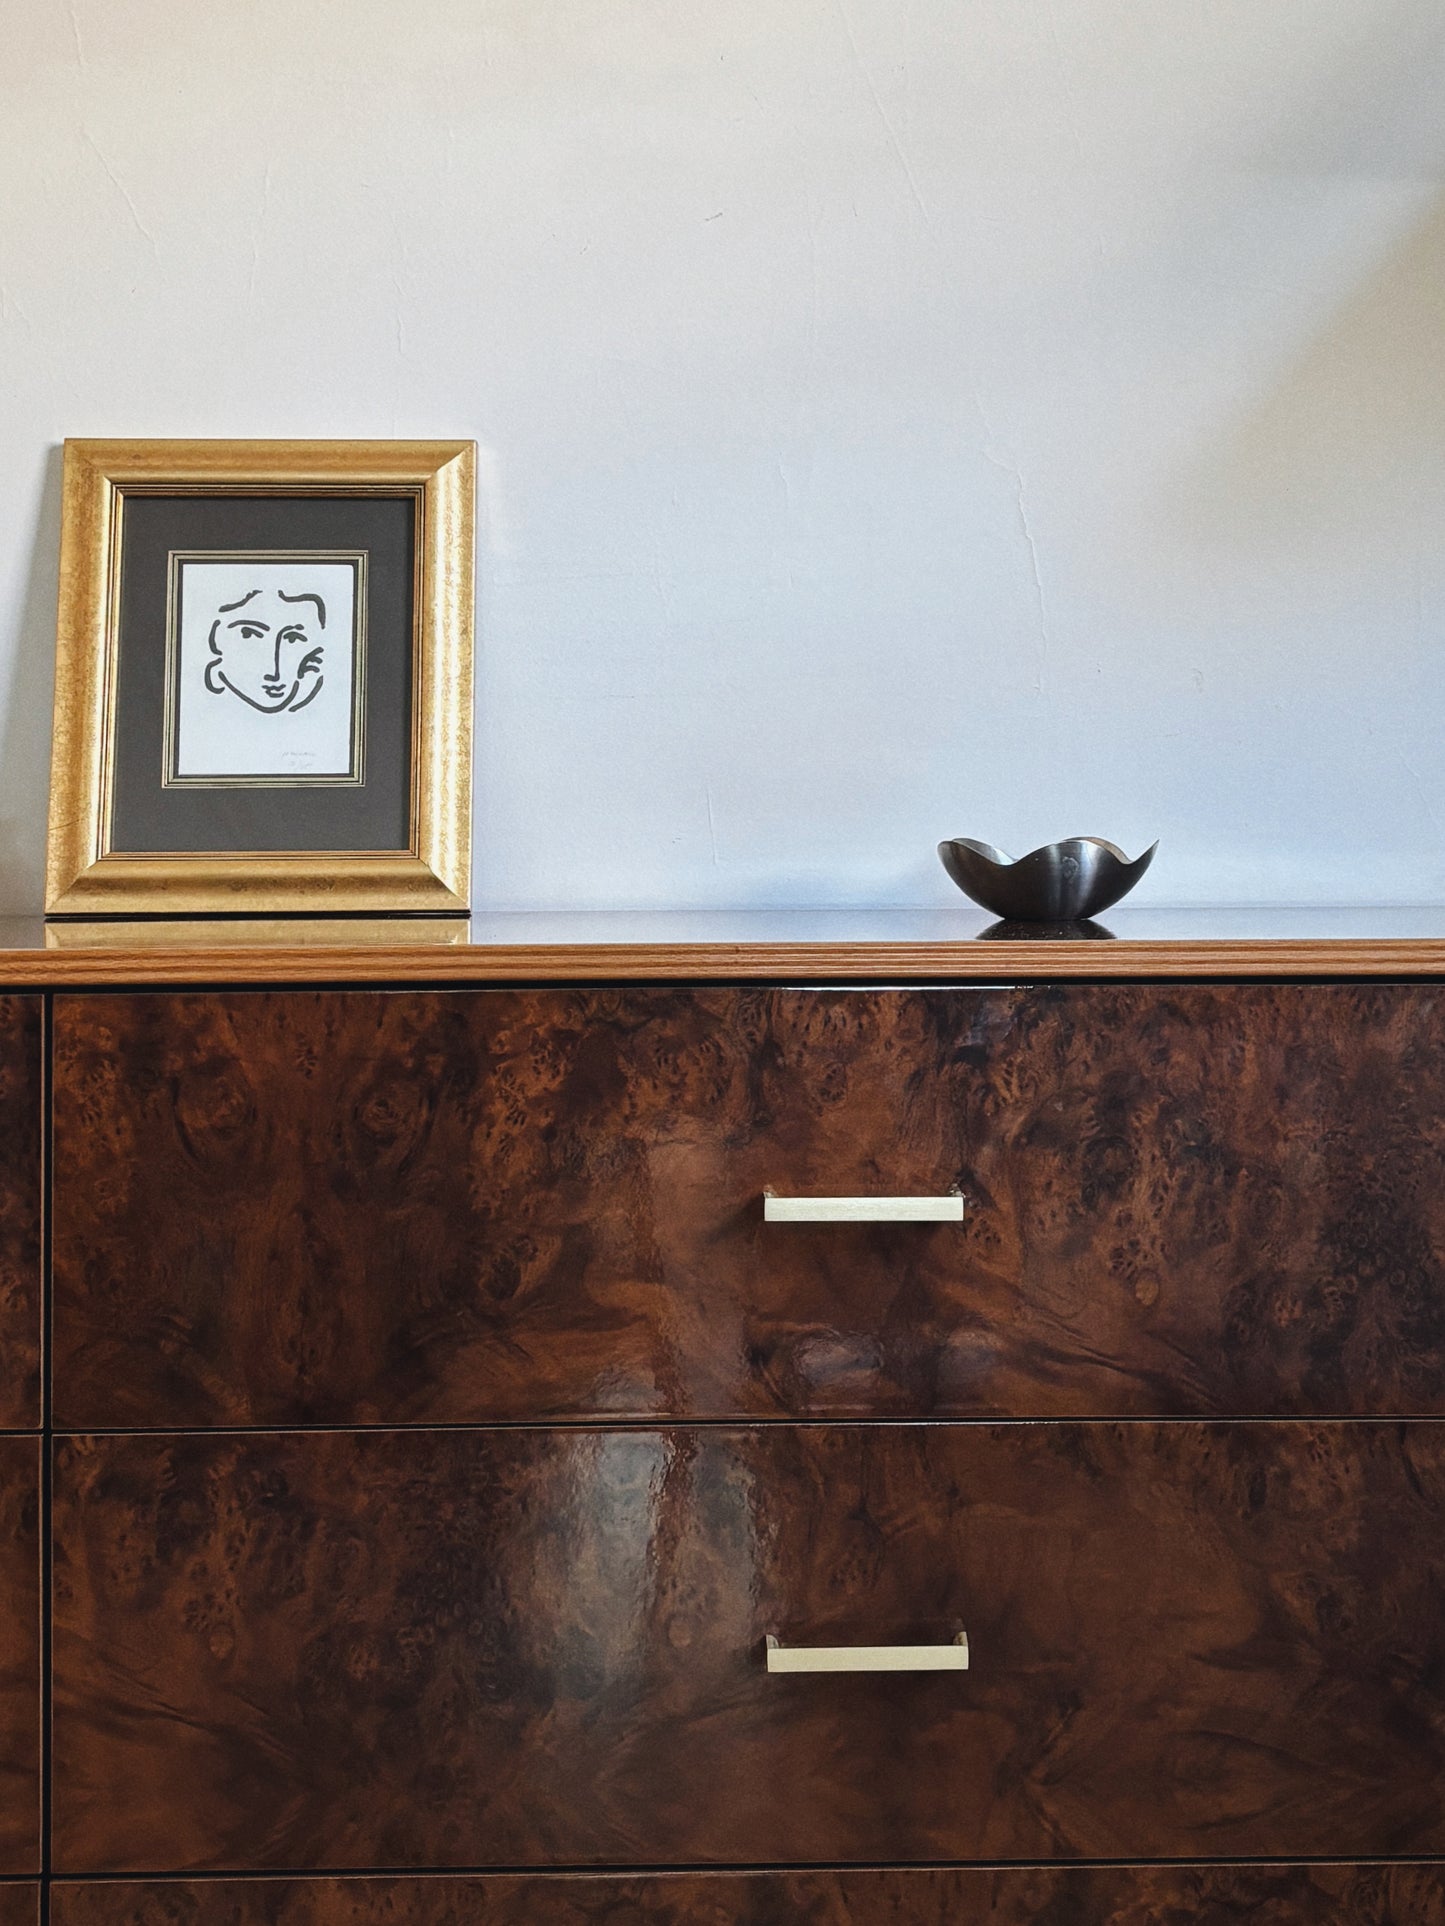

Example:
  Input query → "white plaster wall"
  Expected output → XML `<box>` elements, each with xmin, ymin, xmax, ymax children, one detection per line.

<box><xmin>2</xmin><ymin>0</ymin><xmax>1444</xmax><ymax>911</ymax></box>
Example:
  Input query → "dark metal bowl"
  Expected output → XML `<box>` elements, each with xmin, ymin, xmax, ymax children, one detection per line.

<box><xmin>937</xmin><ymin>836</ymin><xmax>1157</xmax><ymax>922</ymax></box>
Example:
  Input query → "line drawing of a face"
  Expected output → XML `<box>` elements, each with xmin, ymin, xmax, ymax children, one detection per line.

<box><xmin>204</xmin><ymin>586</ymin><xmax>327</xmax><ymax>713</ymax></box>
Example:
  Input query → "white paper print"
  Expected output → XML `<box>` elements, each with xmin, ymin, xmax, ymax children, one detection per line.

<box><xmin>169</xmin><ymin>557</ymin><xmax>361</xmax><ymax>782</ymax></box>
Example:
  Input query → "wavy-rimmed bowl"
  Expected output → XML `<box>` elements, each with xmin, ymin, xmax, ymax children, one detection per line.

<box><xmin>938</xmin><ymin>836</ymin><xmax>1157</xmax><ymax>922</ymax></box>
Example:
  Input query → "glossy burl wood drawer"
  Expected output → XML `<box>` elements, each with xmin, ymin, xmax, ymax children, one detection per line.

<box><xmin>0</xmin><ymin>1441</ymin><xmax>40</xmax><ymax>1875</ymax></box>
<box><xmin>0</xmin><ymin>997</ymin><xmax>41</xmax><ymax>1430</ymax></box>
<box><xmin>52</xmin><ymin>1421</ymin><xmax>1445</xmax><ymax>1872</ymax></box>
<box><xmin>52</xmin><ymin>984</ymin><xmax>1445</xmax><ymax>1427</ymax></box>
<box><xmin>46</xmin><ymin>1866</ymin><xmax>1445</xmax><ymax>1924</ymax></box>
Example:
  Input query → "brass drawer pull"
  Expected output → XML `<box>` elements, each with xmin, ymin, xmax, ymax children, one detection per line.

<box><xmin>762</xmin><ymin>1191</ymin><xmax>964</xmax><ymax>1223</ymax></box>
<box><xmin>766</xmin><ymin>1632</ymin><xmax>969</xmax><ymax>1673</ymax></box>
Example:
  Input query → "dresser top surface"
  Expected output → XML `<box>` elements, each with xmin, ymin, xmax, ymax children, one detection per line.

<box><xmin>7</xmin><ymin>905</ymin><xmax>1445</xmax><ymax>984</ymax></box>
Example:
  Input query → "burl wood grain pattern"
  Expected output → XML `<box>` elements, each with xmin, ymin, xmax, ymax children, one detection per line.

<box><xmin>0</xmin><ymin>1441</ymin><xmax>40</xmax><ymax>1875</ymax></box>
<box><xmin>46</xmin><ymin>1865</ymin><xmax>1445</xmax><ymax>1925</ymax></box>
<box><xmin>51</xmin><ymin>1421</ymin><xmax>1445</xmax><ymax>1873</ymax></box>
<box><xmin>0</xmin><ymin>1888</ymin><xmax>37</xmax><ymax>1926</ymax></box>
<box><xmin>51</xmin><ymin>985</ymin><xmax>1445</xmax><ymax>1425</ymax></box>
<box><xmin>0</xmin><ymin>997</ymin><xmax>41</xmax><ymax>1429</ymax></box>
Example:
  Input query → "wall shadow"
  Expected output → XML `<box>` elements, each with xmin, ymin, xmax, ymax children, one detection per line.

<box><xmin>0</xmin><ymin>448</ymin><xmax>62</xmax><ymax>913</ymax></box>
<box><xmin>1179</xmin><ymin>190</ymin><xmax>1445</xmax><ymax>588</ymax></box>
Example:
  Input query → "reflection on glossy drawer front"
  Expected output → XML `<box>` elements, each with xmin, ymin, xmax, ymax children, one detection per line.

<box><xmin>52</xmin><ymin>984</ymin><xmax>1445</xmax><ymax>1426</ymax></box>
<box><xmin>0</xmin><ymin>997</ymin><xmax>41</xmax><ymax>1430</ymax></box>
<box><xmin>46</xmin><ymin>1866</ymin><xmax>1445</xmax><ymax>1926</ymax></box>
<box><xmin>0</xmin><ymin>1441</ymin><xmax>40</xmax><ymax>1875</ymax></box>
<box><xmin>52</xmin><ymin>1422</ymin><xmax>1445</xmax><ymax>1872</ymax></box>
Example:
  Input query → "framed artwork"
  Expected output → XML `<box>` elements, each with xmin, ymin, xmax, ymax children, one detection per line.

<box><xmin>45</xmin><ymin>439</ymin><xmax>474</xmax><ymax>916</ymax></box>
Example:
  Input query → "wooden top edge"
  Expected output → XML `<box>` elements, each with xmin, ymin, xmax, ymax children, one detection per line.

<box><xmin>7</xmin><ymin>937</ymin><xmax>1445</xmax><ymax>987</ymax></box>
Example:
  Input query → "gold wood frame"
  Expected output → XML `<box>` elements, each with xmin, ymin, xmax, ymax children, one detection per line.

<box><xmin>45</xmin><ymin>438</ymin><xmax>474</xmax><ymax>916</ymax></box>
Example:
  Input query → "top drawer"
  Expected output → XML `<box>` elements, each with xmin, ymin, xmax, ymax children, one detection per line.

<box><xmin>51</xmin><ymin>982</ymin><xmax>1445</xmax><ymax>1426</ymax></box>
<box><xmin>0</xmin><ymin>996</ymin><xmax>41</xmax><ymax>1430</ymax></box>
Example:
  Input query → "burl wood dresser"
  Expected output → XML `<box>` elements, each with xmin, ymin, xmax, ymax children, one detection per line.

<box><xmin>6</xmin><ymin>907</ymin><xmax>1445</xmax><ymax>1925</ymax></box>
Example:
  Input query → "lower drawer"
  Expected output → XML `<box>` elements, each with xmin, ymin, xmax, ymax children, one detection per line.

<box><xmin>47</xmin><ymin>1868</ymin><xmax>1445</xmax><ymax>1924</ymax></box>
<box><xmin>0</xmin><ymin>1890</ymin><xmax>37</xmax><ymax>1926</ymax></box>
<box><xmin>0</xmin><ymin>1441</ymin><xmax>39</xmax><ymax>1875</ymax></box>
<box><xmin>54</xmin><ymin>1423</ymin><xmax>1445</xmax><ymax>1872</ymax></box>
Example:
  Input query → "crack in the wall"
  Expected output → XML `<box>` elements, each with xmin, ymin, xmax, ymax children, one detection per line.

<box><xmin>246</xmin><ymin>159</ymin><xmax>273</xmax><ymax>311</ymax></box>
<box><xmin>0</xmin><ymin>287</ymin><xmax>35</xmax><ymax>333</ymax></box>
<box><xmin>830</xmin><ymin>0</ymin><xmax>936</xmax><ymax>235</ymax></box>
<box><xmin>81</xmin><ymin>128</ymin><xmax>157</xmax><ymax>259</ymax></box>
<box><xmin>1402</xmin><ymin>749</ymin><xmax>1443</xmax><ymax>840</ymax></box>
<box><xmin>996</xmin><ymin>453</ymin><xmax>1049</xmax><ymax>694</ymax></box>
<box><xmin>775</xmin><ymin>453</ymin><xmax>795</xmax><ymax>517</ymax></box>
<box><xmin>391</xmin><ymin>274</ymin><xmax>406</xmax><ymax>358</ymax></box>
<box><xmin>972</xmin><ymin>383</ymin><xmax>1051</xmax><ymax>695</ymax></box>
